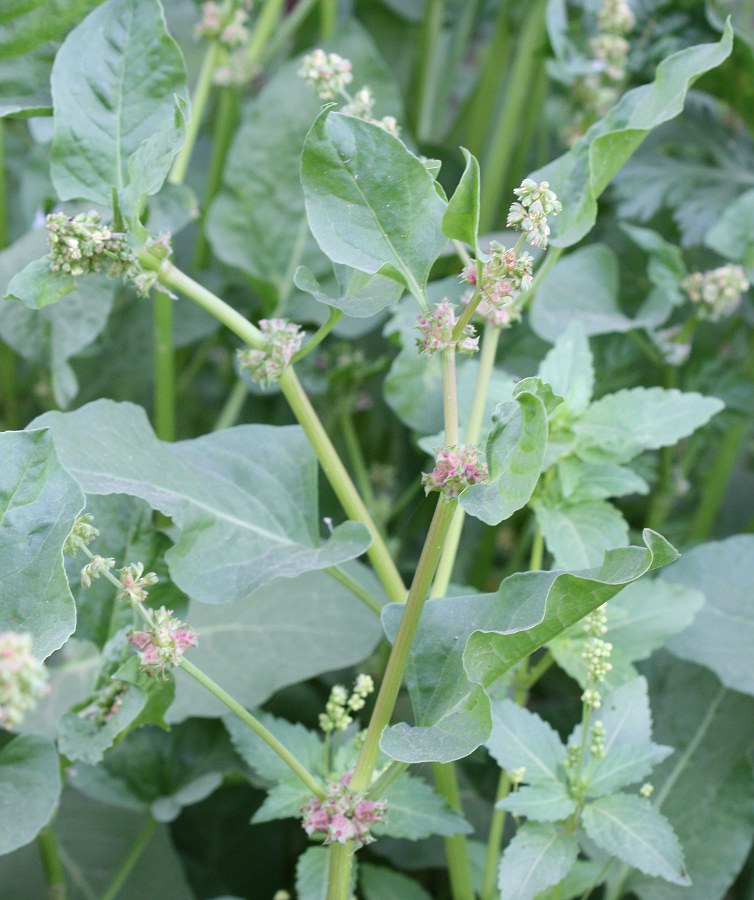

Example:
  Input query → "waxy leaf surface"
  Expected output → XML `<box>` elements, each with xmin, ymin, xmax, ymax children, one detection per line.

<box><xmin>0</xmin><ymin>735</ymin><xmax>61</xmax><ymax>854</ymax></box>
<box><xmin>442</xmin><ymin>148</ymin><xmax>481</xmax><ymax>251</ymax></box>
<box><xmin>498</xmin><ymin>823</ymin><xmax>579</xmax><ymax>900</ymax></box>
<box><xmin>32</xmin><ymin>400</ymin><xmax>371</xmax><ymax>604</ymax></box>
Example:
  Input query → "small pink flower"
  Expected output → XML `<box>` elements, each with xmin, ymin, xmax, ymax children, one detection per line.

<box><xmin>300</xmin><ymin>772</ymin><xmax>388</xmax><ymax>848</ymax></box>
<box><xmin>128</xmin><ymin>608</ymin><xmax>197</xmax><ymax>677</ymax></box>
<box><xmin>422</xmin><ymin>444</ymin><xmax>488</xmax><ymax>499</ymax></box>
<box><xmin>416</xmin><ymin>300</ymin><xmax>478</xmax><ymax>356</ymax></box>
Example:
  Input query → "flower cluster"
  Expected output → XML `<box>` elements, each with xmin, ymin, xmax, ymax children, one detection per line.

<box><xmin>680</xmin><ymin>265</ymin><xmax>749</xmax><ymax>322</ymax></box>
<box><xmin>301</xmin><ymin>773</ymin><xmax>387</xmax><ymax>847</ymax></box>
<box><xmin>0</xmin><ymin>632</ymin><xmax>48</xmax><ymax>729</ymax></box>
<box><xmin>117</xmin><ymin>562</ymin><xmax>159</xmax><ymax>607</ymax></box>
<box><xmin>341</xmin><ymin>86</ymin><xmax>399</xmax><ymax>135</ymax></box>
<box><xmin>461</xmin><ymin>242</ymin><xmax>533</xmax><ymax>327</ymax></box>
<box><xmin>422</xmin><ymin>444</ymin><xmax>488</xmax><ymax>500</ymax></box>
<box><xmin>319</xmin><ymin>674</ymin><xmax>375</xmax><ymax>734</ymax></box>
<box><xmin>580</xmin><ymin>607</ymin><xmax>613</xmax><ymax>710</ymax></box>
<box><xmin>128</xmin><ymin>607</ymin><xmax>198</xmax><ymax>677</ymax></box>
<box><xmin>237</xmin><ymin>319</ymin><xmax>304</xmax><ymax>388</ymax></box>
<box><xmin>80</xmin><ymin>554</ymin><xmax>116</xmax><ymax>588</ymax></box>
<box><xmin>416</xmin><ymin>300</ymin><xmax>478</xmax><ymax>356</ymax></box>
<box><xmin>506</xmin><ymin>179</ymin><xmax>562</xmax><ymax>249</ymax></box>
<box><xmin>77</xmin><ymin>681</ymin><xmax>128</xmax><ymax>724</ymax></box>
<box><xmin>64</xmin><ymin>514</ymin><xmax>99</xmax><ymax>556</ymax></box>
<box><xmin>298</xmin><ymin>49</ymin><xmax>353</xmax><ymax>100</ymax></box>
<box><xmin>47</xmin><ymin>211</ymin><xmax>135</xmax><ymax>279</ymax></box>
<box><xmin>194</xmin><ymin>2</ymin><xmax>250</xmax><ymax>47</ymax></box>
<box><xmin>651</xmin><ymin>325</ymin><xmax>692</xmax><ymax>368</ymax></box>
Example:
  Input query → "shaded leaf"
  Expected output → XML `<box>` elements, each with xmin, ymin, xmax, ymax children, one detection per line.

<box><xmin>442</xmin><ymin>147</ymin><xmax>481</xmax><ymax>251</ymax></box>
<box><xmin>377</xmin><ymin>774</ymin><xmax>472</xmax><ymax>841</ymax></box>
<box><xmin>486</xmin><ymin>699</ymin><xmax>566</xmax><ymax>783</ymax></box>
<box><xmin>538</xmin><ymin>321</ymin><xmax>594</xmax><ymax>415</ymax></box>
<box><xmin>534</xmin><ymin>498</ymin><xmax>630</xmax><ymax>569</ymax></box>
<box><xmin>4</xmin><ymin>256</ymin><xmax>75</xmax><ymax>310</ymax></box>
<box><xmin>498</xmin><ymin>782</ymin><xmax>576</xmax><ymax>823</ymax></box>
<box><xmin>360</xmin><ymin>863</ymin><xmax>432</xmax><ymax>900</ymax></box>
<box><xmin>294</xmin><ymin>263</ymin><xmax>403</xmax><ymax>318</ymax></box>
<box><xmin>0</xmin><ymin>735</ymin><xmax>61</xmax><ymax>855</ymax></box>
<box><xmin>498</xmin><ymin>823</ymin><xmax>578</xmax><ymax>900</ymax></box>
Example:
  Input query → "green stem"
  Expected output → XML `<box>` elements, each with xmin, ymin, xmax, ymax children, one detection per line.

<box><xmin>368</xmin><ymin>760</ymin><xmax>409</xmax><ymax>798</ymax></box>
<box><xmin>258</xmin><ymin>0</ymin><xmax>319</xmax><ymax>65</ymax></box>
<box><xmin>442</xmin><ymin>349</ymin><xmax>460</xmax><ymax>445</ymax></box>
<box><xmin>529</xmin><ymin>527</ymin><xmax>544</xmax><ymax>571</ymax></box>
<box><xmin>99</xmin><ymin>818</ymin><xmax>156</xmax><ymax>900</ymax></box>
<box><xmin>193</xmin><ymin>87</ymin><xmax>240</xmax><ymax>269</ymax></box>
<box><xmin>481</xmin><ymin>771</ymin><xmax>511</xmax><ymax>900</ymax></box>
<box><xmin>413</xmin><ymin>0</ymin><xmax>445</xmax><ymax>140</ymax></box>
<box><xmin>280</xmin><ymin>367</ymin><xmax>407</xmax><ymax>604</ymax></box>
<box><xmin>0</xmin><ymin>343</ymin><xmax>18</xmax><ymax>430</ymax></box>
<box><xmin>291</xmin><ymin>308</ymin><xmax>344</xmax><ymax>363</ymax></box>
<box><xmin>320</xmin><ymin>0</ymin><xmax>337</xmax><ymax>38</ymax></box>
<box><xmin>340</xmin><ymin>413</ymin><xmax>376</xmax><ymax>509</ymax></box>
<box><xmin>434</xmin><ymin>0</ymin><xmax>483</xmax><ymax>136</ymax></box>
<box><xmin>153</xmin><ymin>292</ymin><xmax>175</xmax><ymax>441</ymax></box>
<box><xmin>479</xmin><ymin>0</ymin><xmax>548</xmax><ymax>232</ymax></box>
<box><xmin>37</xmin><ymin>825</ymin><xmax>66</xmax><ymax>900</ymax></box>
<box><xmin>326</xmin><ymin>843</ymin><xmax>354</xmax><ymax>900</ymax></box>
<box><xmin>246</xmin><ymin>0</ymin><xmax>286</xmax><ymax>67</ymax></box>
<box><xmin>213</xmin><ymin>378</ymin><xmax>247</xmax><ymax>431</ymax></box>
<box><xmin>0</xmin><ymin>120</ymin><xmax>7</xmax><ymax>249</ymax></box>
<box><xmin>326</xmin><ymin>565</ymin><xmax>382</xmax><ymax>616</ymax></box>
<box><xmin>687</xmin><ymin>419</ymin><xmax>749</xmax><ymax>542</ymax></box>
<box><xmin>351</xmin><ymin>498</ymin><xmax>458</xmax><ymax>793</ymax></box>
<box><xmin>646</xmin><ymin>367</ymin><xmax>678</xmax><ymax>530</ymax></box>
<box><xmin>179</xmin><ymin>657</ymin><xmax>324</xmax><ymax>797</ymax></box>
<box><xmin>169</xmin><ymin>41</ymin><xmax>221</xmax><ymax>185</ymax></box>
<box><xmin>433</xmin><ymin>762</ymin><xmax>476</xmax><ymax>900</ymax></box>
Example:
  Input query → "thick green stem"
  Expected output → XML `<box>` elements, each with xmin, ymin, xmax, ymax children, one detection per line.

<box><xmin>413</xmin><ymin>0</ymin><xmax>445</xmax><ymax>140</ymax></box>
<box><xmin>280</xmin><ymin>367</ymin><xmax>407</xmax><ymax>604</ymax></box>
<box><xmin>259</xmin><ymin>0</ymin><xmax>319</xmax><ymax>65</ymax></box>
<box><xmin>179</xmin><ymin>657</ymin><xmax>324</xmax><ymax>796</ymax></box>
<box><xmin>153</xmin><ymin>292</ymin><xmax>175</xmax><ymax>440</ymax></box>
<box><xmin>481</xmin><ymin>770</ymin><xmax>511</xmax><ymax>900</ymax></box>
<box><xmin>37</xmin><ymin>825</ymin><xmax>66</xmax><ymax>900</ymax></box>
<box><xmin>433</xmin><ymin>762</ymin><xmax>476</xmax><ymax>900</ymax></box>
<box><xmin>0</xmin><ymin>120</ymin><xmax>6</xmax><ymax>249</ymax></box>
<box><xmin>687</xmin><ymin>419</ymin><xmax>749</xmax><ymax>542</ymax></box>
<box><xmin>320</xmin><ymin>0</ymin><xmax>337</xmax><ymax>38</ymax></box>
<box><xmin>340</xmin><ymin>413</ymin><xmax>376</xmax><ymax>509</ymax></box>
<box><xmin>442</xmin><ymin>349</ymin><xmax>460</xmax><ymax>445</ymax></box>
<box><xmin>246</xmin><ymin>0</ymin><xmax>285</xmax><ymax>66</ymax></box>
<box><xmin>326</xmin><ymin>565</ymin><xmax>382</xmax><ymax>616</ymax></box>
<box><xmin>646</xmin><ymin>367</ymin><xmax>678</xmax><ymax>530</ymax></box>
<box><xmin>479</xmin><ymin>0</ymin><xmax>548</xmax><ymax>232</ymax></box>
<box><xmin>170</xmin><ymin>41</ymin><xmax>221</xmax><ymax>185</ymax></box>
<box><xmin>351</xmin><ymin>498</ymin><xmax>458</xmax><ymax>792</ymax></box>
<box><xmin>291</xmin><ymin>308</ymin><xmax>344</xmax><ymax>363</ymax></box>
<box><xmin>326</xmin><ymin>843</ymin><xmax>354</xmax><ymax>900</ymax></box>
<box><xmin>213</xmin><ymin>378</ymin><xmax>247</xmax><ymax>431</ymax></box>
<box><xmin>99</xmin><ymin>818</ymin><xmax>156</xmax><ymax>900</ymax></box>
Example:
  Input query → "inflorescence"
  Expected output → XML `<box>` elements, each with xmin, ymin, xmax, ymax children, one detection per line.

<box><xmin>237</xmin><ymin>318</ymin><xmax>304</xmax><ymax>388</ymax></box>
<box><xmin>301</xmin><ymin>772</ymin><xmax>387</xmax><ymax>848</ymax></box>
<box><xmin>0</xmin><ymin>632</ymin><xmax>48</xmax><ymax>729</ymax></box>
<box><xmin>422</xmin><ymin>444</ymin><xmax>488</xmax><ymax>500</ymax></box>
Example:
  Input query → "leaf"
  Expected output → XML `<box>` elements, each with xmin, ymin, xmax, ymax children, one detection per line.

<box><xmin>442</xmin><ymin>147</ymin><xmax>481</xmax><ymax>251</ymax></box>
<box><xmin>556</xmin><ymin>460</ymin><xmax>649</xmax><ymax>501</ymax></box>
<box><xmin>380</xmin><ymin>531</ymin><xmax>678</xmax><ymax>763</ymax></box>
<box><xmin>530</xmin><ymin>245</ymin><xmax>652</xmax><ymax>341</ymax></box>
<box><xmin>0</xmin><ymin>429</ymin><xmax>84</xmax><ymax>657</ymax></box>
<box><xmin>486</xmin><ymin>700</ymin><xmax>566</xmax><ymax>783</ymax></box>
<box><xmin>662</xmin><ymin>535</ymin><xmax>754</xmax><ymax>696</ymax></box>
<box><xmin>207</xmin><ymin>23</ymin><xmax>403</xmax><ymax>301</ymax></box>
<box><xmin>69</xmin><ymin>719</ymin><xmax>238</xmax><ymax>823</ymax></box>
<box><xmin>4</xmin><ymin>256</ymin><xmax>76</xmax><ymax>310</ymax></box>
<box><xmin>531</xmin><ymin>22</ymin><xmax>734</xmax><ymax>247</ymax></box>
<box><xmin>225</xmin><ymin>711</ymin><xmax>324</xmax><ymax>784</ymax></box>
<box><xmin>706</xmin><ymin>188</ymin><xmax>754</xmax><ymax>267</ymax></box>
<box><xmin>50</xmin><ymin>0</ymin><xmax>188</xmax><ymax>205</ymax></box>
<box><xmin>31</xmin><ymin>400</ymin><xmax>371</xmax><ymax>604</ymax></box>
<box><xmin>377</xmin><ymin>773</ymin><xmax>472</xmax><ymax>841</ymax></box>
<box><xmin>626</xmin><ymin>653</ymin><xmax>754</xmax><ymax>900</ymax></box>
<box><xmin>498</xmin><ymin>782</ymin><xmax>576</xmax><ymax>823</ymax></box>
<box><xmin>573</xmin><ymin>387</ymin><xmax>724</xmax><ymax>464</ymax></box>
<box><xmin>294</xmin><ymin>263</ymin><xmax>403</xmax><ymax>318</ymax></box>
<box><xmin>167</xmin><ymin>566</ymin><xmax>383</xmax><ymax>721</ymax></box>
<box><xmin>360</xmin><ymin>863</ymin><xmax>433</xmax><ymax>900</ymax></box>
<box><xmin>537</xmin><ymin>321</ymin><xmax>594</xmax><ymax>415</ymax></box>
<box><xmin>460</xmin><ymin>379</ymin><xmax>553</xmax><ymax>526</ymax></box>
<box><xmin>0</xmin><ymin>0</ymin><xmax>102</xmax><ymax>118</ymax></box>
<box><xmin>534</xmin><ymin>498</ymin><xmax>630</xmax><ymax>569</ymax></box>
<box><xmin>498</xmin><ymin>823</ymin><xmax>578</xmax><ymax>900</ymax></box>
<box><xmin>296</xmin><ymin>846</ymin><xmax>351</xmax><ymax>900</ymax></box>
<box><xmin>250</xmin><ymin>780</ymin><xmax>310</xmax><ymax>825</ymax></box>
<box><xmin>582</xmin><ymin>794</ymin><xmax>689</xmax><ymax>885</ymax></box>
<box><xmin>621</xmin><ymin>224</ymin><xmax>687</xmax><ymax>319</ymax></box>
<box><xmin>301</xmin><ymin>108</ymin><xmax>447</xmax><ymax>304</ymax></box>
<box><xmin>0</xmin><ymin>735</ymin><xmax>61</xmax><ymax>854</ymax></box>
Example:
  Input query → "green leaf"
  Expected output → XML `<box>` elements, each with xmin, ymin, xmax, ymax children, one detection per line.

<box><xmin>297</xmin><ymin>846</ymin><xmax>354</xmax><ymax>900</ymax></box>
<box><xmin>498</xmin><ymin>782</ymin><xmax>576</xmax><ymax>823</ymax></box>
<box><xmin>360</xmin><ymin>863</ymin><xmax>433</xmax><ymax>900</ymax></box>
<box><xmin>377</xmin><ymin>773</ymin><xmax>472</xmax><ymax>841</ymax></box>
<box><xmin>530</xmin><ymin>245</ymin><xmax>651</xmax><ymax>341</ymax></box>
<box><xmin>573</xmin><ymin>387</ymin><xmax>724</xmax><ymax>464</ymax></box>
<box><xmin>31</xmin><ymin>400</ymin><xmax>371</xmax><ymax>604</ymax></box>
<box><xmin>556</xmin><ymin>460</ymin><xmax>649</xmax><ymax>501</ymax></box>
<box><xmin>534</xmin><ymin>498</ymin><xmax>630</xmax><ymax>569</ymax></box>
<box><xmin>538</xmin><ymin>322</ymin><xmax>594</xmax><ymax>416</ymax></box>
<box><xmin>167</xmin><ymin>566</ymin><xmax>382</xmax><ymax>721</ymax></box>
<box><xmin>294</xmin><ymin>263</ymin><xmax>403</xmax><ymax>318</ymax></box>
<box><xmin>69</xmin><ymin>719</ymin><xmax>238</xmax><ymax>822</ymax></box>
<box><xmin>50</xmin><ymin>0</ymin><xmax>187</xmax><ymax>205</ymax></box>
<box><xmin>0</xmin><ymin>0</ymin><xmax>101</xmax><ymax>118</ymax></box>
<box><xmin>706</xmin><ymin>188</ymin><xmax>754</xmax><ymax>267</ymax></box>
<box><xmin>301</xmin><ymin>108</ymin><xmax>447</xmax><ymax>305</ymax></box>
<box><xmin>442</xmin><ymin>147</ymin><xmax>481</xmax><ymax>251</ymax></box>
<box><xmin>583</xmin><ymin>794</ymin><xmax>689</xmax><ymax>885</ymax></box>
<box><xmin>0</xmin><ymin>735</ymin><xmax>61</xmax><ymax>854</ymax></box>
<box><xmin>381</xmin><ymin>531</ymin><xmax>678</xmax><ymax>763</ymax></box>
<box><xmin>4</xmin><ymin>256</ymin><xmax>76</xmax><ymax>310</ymax></box>
<box><xmin>498</xmin><ymin>823</ymin><xmax>578</xmax><ymax>900</ymax></box>
<box><xmin>250</xmin><ymin>779</ymin><xmax>310</xmax><ymax>825</ymax></box>
<box><xmin>661</xmin><ymin>535</ymin><xmax>754</xmax><ymax>696</ymax></box>
<box><xmin>0</xmin><ymin>429</ymin><xmax>84</xmax><ymax>657</ymax></box>
<box><xmin>225</xmin><ymin>711</ymin><xmax>323</xmax><ymax>784</ymax></box>
<box><xmin>621</xmin><ymin>224</ymin><xmax>687</xmax><ymax>319</ymax></box>
<box><xmin>460</xmin><ymin>379</ymin><xmax>553</xmax><ymax>526</ymax></box>
<box><xmin>626</xmin><ymin>654</ymin><xmax>754</xmax><ymax>899</ymax></box>
<box><xmin>486</xmin><ymin>700</ymin><xmax>566</xmax><ymax>783</ymax></box>
<box><xmin>531</xmin><ymin>22</ymin><xmax>734</xmax><ymax>247</ymax></box>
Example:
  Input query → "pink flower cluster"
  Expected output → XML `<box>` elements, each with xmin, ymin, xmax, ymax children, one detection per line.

<box><xmin>681</xmin><ymin>265</ymin><xmax>749</xmax><ymax>322</ymax></box>
<box><xmin>237</xmin><ymin>319</ymin><xmax>304</xmax><ymax>388</ymax></box>
<box><xmin>461</xmin><ymin>242</ymin><xmax>533</xmax><ymax>328</ymax></box>
<box><xmin>422</xmin><ymin>444</ymin><xmax>488</xmax><ymax>499</ymax></box>
<box><xmin>0</xmin><ymin>632</ymin><xmax>48</xmax><ymax>729</ymax></box>
<box><xmin>301</xmin><ymin>773</ymin><xmax>387</xmax><ymax>848</ymax></box>
<box><xmin>128</xmin><ymin>607</ymin><xmax>198</xmax><ymax>677</ymax></box>
<box><xmin>416</xmin><ymin>300</ymin><xmax>478</xmax><ymax>356</ymax></box>
<box><xmin>298</xmin><ymin>49</ymin><xmax>353</xmax><ymax>100</ymax></box>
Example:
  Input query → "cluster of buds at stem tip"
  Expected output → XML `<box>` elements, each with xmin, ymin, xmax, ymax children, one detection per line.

<box><xmin>422</xmin><ymin>444</ymin><xmax>488</xmax><ymax>500</ymax></box>
<box><xmin>193</xmin><ymin>1</ymin><xmax>251</xmax><ymax>47</ymax></box>
<box><xmin>319</xmin><ymin>674</ymin><xmax>375</xmax><ymax>734</ymax></box>
<box><xmin>580</xmin><ymin>606</ymin><xmax>613</xmax><ymax>710</ymax></box>
<box><xmin>117</xmin><ymin>562</ymin><xmax>159</xmax><ymax>607</ymax></box>
<box><xmin>64</xmin><ymin>514</ymin><xmax>99</xmax><ymax>556</ymax></box>
<box><xmin>416</xmin><ymin>299</ymin><xmax>478</xmax><ymax>356</ymax></box>
<box><xmin>0</xmin><ymin>632</ymin><xmax>48</xmax><ymax>729</ymax></box>
<box><xmin>680</xmin><ymin>265</ymin><xmax>749</xmax><ymax>322</ymax></box>
<box><xmin>506</xmin><ymin>179</ymin><xmax>563</xmax><ymax>249</ymax></box>
<box><xmin>47</xmin><ymin>211</ymin><xmax>135</xmax><ymax>279</ymax></box>
<box><xmin>128</xmin><ymin>607</ymin><xmax>198</xmax><ymax>677</ymax></box>
<box><xmin>301</xmin><ymin>772</ymin><xmax>387</xmax><ymax>848</ymax></box>
<box><xmin>237</xmin><ymin>319</ymin><xmax>304</xmax><ymax>388</ymax></box>
<box><xmin>461</xmin><ymin>241</ymin><xmax>533</xmax><ymax>328</ymax></box>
